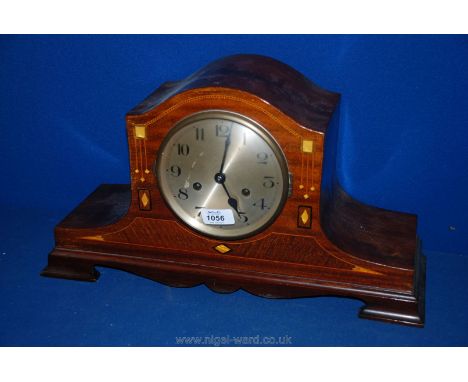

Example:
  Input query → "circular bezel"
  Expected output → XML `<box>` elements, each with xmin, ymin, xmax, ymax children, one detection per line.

<box><xmin>156</xmin><ymin>110</ymin><xmax>289</xmax><ymax>240</ymax></box>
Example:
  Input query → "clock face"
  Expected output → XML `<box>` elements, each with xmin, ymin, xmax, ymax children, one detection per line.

<box><xmin>156</xmin><ymin>111</ymin><xmax>289</xmax><ymax>240</ymax></box>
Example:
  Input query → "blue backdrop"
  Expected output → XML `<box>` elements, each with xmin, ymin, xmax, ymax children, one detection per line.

<box><xmin>1</xmin><ymin>35</ymin><xmax>467</xmax><ymax>346</ymax></box>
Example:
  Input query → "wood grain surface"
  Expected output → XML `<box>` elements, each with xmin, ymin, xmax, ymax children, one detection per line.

<box><xmin>43</xmin><ymin>54</ymin><xmax>425</xmax><ymax>326</ymax></box>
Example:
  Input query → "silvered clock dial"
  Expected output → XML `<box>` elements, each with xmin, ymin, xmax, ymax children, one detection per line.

<box><xmin>156</xmin><ymin>111</ymin><xmax>289</xmax><ymax>239</ymax></box>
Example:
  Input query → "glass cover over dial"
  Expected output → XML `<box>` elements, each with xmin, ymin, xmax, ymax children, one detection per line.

<box><xmin>156</xmin><ymin>111</ymin><xmax>289</xmax><ymax>240</ymax></box>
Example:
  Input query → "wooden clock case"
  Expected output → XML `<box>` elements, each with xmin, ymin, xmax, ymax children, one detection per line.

<box><xmin>42</xmin><ymin>54</ymin><xmax>425</xmax><ymax>327</ymax></box>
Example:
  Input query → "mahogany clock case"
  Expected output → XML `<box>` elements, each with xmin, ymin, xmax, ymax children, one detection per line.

<box><xmin>41</xmin><ymin>54</ymin><xmax>425</xmax><ymax>327</ymax></box>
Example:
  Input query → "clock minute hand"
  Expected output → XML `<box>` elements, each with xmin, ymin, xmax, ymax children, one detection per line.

<box><xmin>215</xmin><ymin>126</ymin><xmax>240</xmax><ymax>216</ymax></box>
<box><xmin>218</xmin><ymin>129</ymin><xmax>232</xmax><ymax>174</ymax></box>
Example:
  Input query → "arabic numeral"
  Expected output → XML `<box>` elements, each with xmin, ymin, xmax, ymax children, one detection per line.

<box><xmin>239</xmin><ymin>212</ymin><xmax>249</xmax><ymax>223</ymax></box>
<box><xmin>263</xmin><ymin>176</ymin><xmax>275</xmax><ymax>188</ymax></box>
<box><xmin>253</xmin><ymin>198</ymin><xmax>268</xmax><ymax>210</ymax></box>
<box><xmin>195</xmin><ymin>127</ymin><xmax>204</xmax><ymax>141</ymax></box>
<box><xmin>177</xmin><ymin>188</ymin><xmax>189</xmax><ymax>200</ymax></box>
<box><xmin>257</xmin><ymin>152</ymin><xmax>268</xmax><ymax>164</ymax></box>
<box><xmin>177</xmin><ymin>144</ymin><xmax>190</xmax><ymax>156</ymax></box>
<box><xmin>216</xmin><ymin>124</ymin><xmax>231</xmax><ymax>137</ymax></box>
<box><xmin>169</xmin><ymin>165</ymin><xmax>181</xmax><ymax>177</ymax></box>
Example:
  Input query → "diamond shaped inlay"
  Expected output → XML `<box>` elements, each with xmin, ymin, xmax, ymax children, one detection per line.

<box><xmin>214</xmin><ymin>244</ymin><xmax>232</xmax><ymax>254</ymax></box>
<box><xmin>301</xmin><ymin>209</ymin><xmax>309</xmax><ymax>225</ymax></box>
<box><xmin>138</xmin><ymin>189</ymin><xmax>151</xmax><ymax>211</ymax></box>
<box><xmin>141</xmin><ymin>192</ymin><xmax>149</xmax><ymax>208</ymax></box>
<box><xmin>297</xmin><ymin>206</ymin><xmax>312</xmax><ymax>229</ymax></box>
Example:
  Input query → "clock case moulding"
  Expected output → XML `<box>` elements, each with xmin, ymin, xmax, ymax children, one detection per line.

<box><xmin>42</xmin><ymin>54</ymin><xmax>426</xmax><ymax>327</ymax></box>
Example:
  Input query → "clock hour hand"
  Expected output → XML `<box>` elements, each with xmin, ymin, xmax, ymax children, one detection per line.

<box><xmin>227</xmin><ymin>196</ymin><xmax>242</xmax><ymax>218</ymax></box>
<box><xmin>219</xmin><ymin>183</ymin><xmax>241</xmax><ymax>218</ymax></box>
<box><xmin>215</xmin><ymin>179</ymin><xmax>241</xmax><ymax>218</ymax></box>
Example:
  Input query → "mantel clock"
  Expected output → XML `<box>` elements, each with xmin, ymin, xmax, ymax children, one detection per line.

<box><xmin>42</xmin><ymin>54</ymin><xmax>426</xmax><ymax>326</ymax></box>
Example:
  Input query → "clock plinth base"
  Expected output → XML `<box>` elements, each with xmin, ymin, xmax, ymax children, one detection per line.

<box><xmin>42</xmin><ymin>183</ymin><xmax>425</xmax><ymax>327</ymax></box>
<box><xmin>42</xmin><ymin>245</ymin><xmax>425</xmax><ymax>327</ymax></box>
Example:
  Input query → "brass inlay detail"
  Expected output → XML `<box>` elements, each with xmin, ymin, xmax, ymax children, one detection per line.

<box><xmin>133</xmin><ymin>125</ymin><xmax>149</xmax><ymax>182</ymax></box>
<box><xmin>300</xmin><ymin>209</ymin><xmax>309</xmax><ymax>225</ymax></box>
<box><xmin>297</xmin><ymin>206</ymin><xmax>312</xmax><ymax>229</ymax></box>
<box><xmin>81</xmin><ymin>235</ymin><xmax>105</xmax><ymax>241</ymax></box>
<box><xmin>140</xmin><ymin>93</ymin><xmax>303</xmax><ymax>138</ymax></box>
<box><xmin>79</xmin><ymin>217</ymin><xmax>386</xmax><ymax>275</ymax></box>
<box><xmin>134</xmin><ymin>125</ymin><xmax>146</xmax><ymax>139</ymax></box>
<box><xmin>299</xmin><ymin>139</ymin><xmax>315</xmax><ymax>198</ymax></box>
<box><xmin>352</xmin><ymin>265</ymin><xmax>382</xmax><ymax>275</ymax></box>
<box><xmin>129</xmin><ymin>92</ymin><xmax>314</xmax><ymax>186</ymax></box>
<box><xmin>138</xmin><ymin>189</ymin><xmax>151</xmax><ymax>210</ymax></box>
<box><xmin>141</xmin><ymin>193</ymin><xmax>149</xmax><ymax>208</ymax></box>
<box><xmin>130</xmin><ymin>92</ymin><xmax>323</xmax><ymax>192</ymax></box>
<box><xmin>302</xmin><ymin>139</ymin><xmax>313</xmax><ymax>153</ymax></box>
<box><xmin>214</xmin><ymin>244</ymin><xmax>232</xmax><ymax>254</ymax></box>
